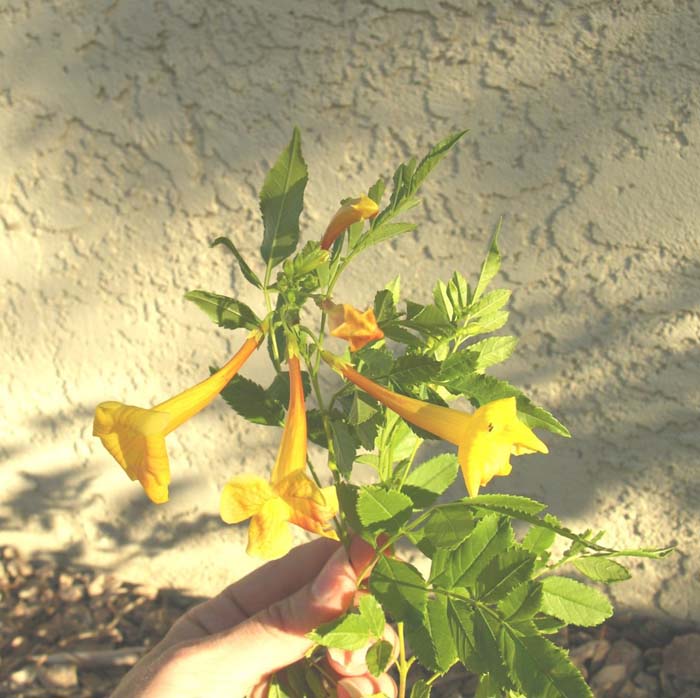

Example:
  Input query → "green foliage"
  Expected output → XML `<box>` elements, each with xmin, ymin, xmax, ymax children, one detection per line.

<box><xmin>184</xmin><ymin>290</ymin><xmax>260</xmax><ymax>330</ymax></box>
<box><xmin>182</xmin><ymin>130</ymin><xmax>673</xmax><ymax>698</ymax></box>
<box><xmin>259</xmin><ymin>127</ymin><xmax>308</xmax><ymax>268</ymax></box>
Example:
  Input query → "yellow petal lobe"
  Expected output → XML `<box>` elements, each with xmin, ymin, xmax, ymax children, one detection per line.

<box><xmin>329</xmin><ymin>304</ymin><xmax>384</xmax><ymax>352</ymax></box>
<box><xmin>247</xmin><ymin>498</ymin><xmax>294</xmax><ymax>559</ymax></box>
<box><xmin>220</xmin><ymin>474</ymin><xmax>274</xmax><ymax>524</ymax></box>
<box><xmin>320</xmin><ymin>195</ymin><xmax>379</xmax><ymax>250</ymax></box>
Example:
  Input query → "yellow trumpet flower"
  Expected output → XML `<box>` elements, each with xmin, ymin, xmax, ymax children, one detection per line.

<box><xmin>320</xmin><ymin>195</ymin><xmax>379</xmax><ymax>250</ymax></box>
<box><xmin>220</xmin><ymin>349</ymin><xmax>338</xmax><ymax>559</ymax></box>
<box><xmin>324</xmin><ymin>300</ymin><xmax>385</xmax><ymax>352</ymax></box>
<box><xmin>323</xmin><ymin>352</ymin><xmax>548</xmax><ymax>497</ymax></box>
<box><xmin>93</xmin><ymin>328</ymin><xmax>264</xmax><ymax>504</ymax></box>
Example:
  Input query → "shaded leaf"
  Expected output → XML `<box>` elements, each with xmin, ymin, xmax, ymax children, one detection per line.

<box><xmin>371</xmin><ymin>557</ymin><xmax>427</xmax><ymax>624</ymax></box>
<box><xmin>366</xmin><ymin>640</ymin><xmax>394</xmax><ymax>677</ymax></box>
<box><xmin>541</xmin><ymin>577</ymin><xmax>613</xmax><ymax>627</ymax></box>
<box><xmin>573</xmin><ymin>557</ymin><xmax>631</xmax><ymax>583</ymax></box>
<box><xmin>260</xmin><ymin>127</ymin><xmax>308</xmax><ymax>267</ymax></box>
<box><xmin>472</xmin><ymin>220</ymin><xmax>502</xmax><ymax>303</ymax></box>
<box><xmin>357</xmin><ymin>486</ymin><xmax>413</xmax><ymax>534</ymax></box>
<box><xmin>210</xmin><ymin>236</ymin><xmax>263</xmax><ymax>288</ymax></box>
<box><xmin>307</xmin><ymin>613</ymin><xmax>370</xmax><ymax>650</ymax></box>
<box><xmin>403</xmin><ymin>454</ymin><xmax>460</xmax><ymax>508</ymax></box>
<box><xmin>184</xmin><ymin>290</ymin><xmax>260</xmax><ymax>330</ymax></box>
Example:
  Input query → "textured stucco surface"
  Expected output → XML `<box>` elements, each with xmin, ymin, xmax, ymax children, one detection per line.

<box><xmin>1</xmin><ymin>0</ymin><xmax>699</xmax><ymax>621</ymax></box>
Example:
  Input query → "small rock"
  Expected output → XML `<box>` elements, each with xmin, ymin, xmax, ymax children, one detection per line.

<box><xmin>618</xmin><ymin>680</ymin><xmax>650</xmax><ymax>698</ymax></box>
<box><xmin>3</xmin><ymin>545</ymin><xmax>18</xmax><ymax>559</ymax></box>
<box><xmin>633</xmin><ymin>671</ymin><xmax>659</xmax><ymax>694</ymax></box>
<box><xmin>38</xmin><ymin>663</ymin><xmax>79</xmax><ymax>690</ymax></box>
<box><xmin>591</xmin><ymin>664</ymin><xmax>628</xmax><ymax>698</ymax></box>
<box><xmin>58</xmin><ymin>583</ymin><xmax>84</xmax><ymax>603</ymax></box>
<box><xmin>663</xmin><ymin>634</ymin><xmax>700</xmax><ymax>682</ymax></box>
<box><xmin>607</xmin><ymin>639</ymin><xmax>643</xmax><ymax>677</ymax></box>
<box><xmin>10</xmin><ymin>666</ymin><xmax>37</xmax><ymax>686</ymax></box>
<box><xmin>592</xmin><ymin>639</ymin><xmax>612</xmax><ymax>673</ymax></box>
<box><xmin>632</xmin><ymin>618</ymin><xmax>676</xmax><ymax>649</ymax></box>
<box><xmin>87</xmin><ymin>573</ymin><xmax>106</xmax><ymax>597</ymax></box>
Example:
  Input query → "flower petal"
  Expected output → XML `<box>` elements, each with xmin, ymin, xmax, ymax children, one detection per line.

<box><xmin>220</xmin><ymin>474</ymin><xmax>274</xmax><ymax>524</ymax></box>
<box><xmin>320</xmin><ymin>195</ymin><xmax>379</xmax><ymax>250</ymax></box>
<box><xmin>247</xmin><ymin>498</ymin><xmax>294</xmax><ymax>559</ymax></box>
<box><xmin>93</xmin><ymin>401</ymin><xmax>171</xmax><ymax>503</ymax></box>
<box><xmin>277</xmin><ymin>471</ymin><xmax>338</xmax><ymax>538</ymax></box>
<box><xmin>330</xmin><ymin>305</ymin><xmax>384</xmax><ymax>352</ymax></box>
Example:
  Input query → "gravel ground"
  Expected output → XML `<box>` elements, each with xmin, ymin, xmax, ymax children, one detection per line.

<box><xmin>2</xmin><ymin>545</ymin><xmax>699</xmax><ymax>698</ymax></box>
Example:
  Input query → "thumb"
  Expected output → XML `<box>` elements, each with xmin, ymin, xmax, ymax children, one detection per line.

<box><xmin>213</xmin><ymin>537</ymin><xmax>375</xmax><ymax>691</ymax></box>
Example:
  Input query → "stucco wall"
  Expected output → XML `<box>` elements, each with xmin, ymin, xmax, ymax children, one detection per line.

<box><xmin>1</xmin><ymin>0</ymin><xmax>699</xmax><ymax>621</ymax></box>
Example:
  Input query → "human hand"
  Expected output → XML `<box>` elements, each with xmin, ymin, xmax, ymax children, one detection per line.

<box><xmin>110</xmin><ymin>537</ymin><xmax>397</xmax><ymax>698</ymax></box>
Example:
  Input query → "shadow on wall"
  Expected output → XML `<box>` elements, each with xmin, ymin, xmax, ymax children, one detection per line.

<box><xmin>2</xmin><ymin>1</ymin><xmax>699</xmax><ymax>577</ymax></box>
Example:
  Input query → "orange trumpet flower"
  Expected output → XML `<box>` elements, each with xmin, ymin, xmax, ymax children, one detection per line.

<box><xmin>220</xmin><ymin>346</ymin><xmax>338</xmax><ymax>559</ymax></box>
<box><xmin>324</xmin><ymin>300</ymin><xmax>385</xmax><ymax>352</ymax></box>
<box><xmin>320</xmin><ymin>195</ymin><xmax>379</xmax><ymax>250</ymax></box>
<box><xmin>323</xmin><ymin>352</ymin><xmax>548</xmax><ymax>497</ymax></box>
<box><xmin>93</xmin><ymin>328</ymin><xmax>265</xmax><ymax>504</ymax></box>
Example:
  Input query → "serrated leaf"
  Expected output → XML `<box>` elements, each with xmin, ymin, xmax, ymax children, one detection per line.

<box><xmin>412</xmin><ymin>130</ymin><xmax>468</xmax><ymax>192</ymax></box>
<box><xmin>463</xmin><ymin>310</ymin><xmax>510</xmax><ymax>337</ymax></box>
<box><xmin>388</xmin><ymin>354</ymin><xmax>442</xmax><ymax>387</ymax></box>
<box><xmin>349</xmin><ymin>392</ymin><xmax>379</xmax><ymax>426</ymax></box>
<box><xmin>359</xmin><ymin>594</ymin><xmax>385</xmax><ymax>638</ymax></box>
<box><xmin>357</xmin><ymin>347</ymin><xmax>395</xmax><ymax>379</ymax></box>
<box><xmin>498</xmin><ymin>581</ymin><xmax>544</xmax><ymax>622</ymax></box>
<box><xmin>210</xmin><ymin>236</ymin><xmax>263</xmax><ymax>288</ymax></box>
<box><xmin>533</xmin><ymin>615</ymin><xmax>567</xmax><ymax>634</ymax></box>
<box><xmin>446</xmin><ymin>515</ymin><xmax>514</xmax><ymax>589</ymax></box>
<box><xmin>469</xmin><ymin>336</ymin><xmax>519</xmax><ymax>372</ymax></box>
<box><xmin>410</xmin><ymin>679</ymin><xmax>431</xmax><ymax>698</ymax></box>
<box><xmin>516</xmin><ymin>396</ymin><xmax>571</xmax><ymax>438</ymax></box>
<box><xmin>448</xmin><ymin>601</ymin><xmax>510</xmax><ymax>689</ymax></box>
<box><xmin>403</xmin><ymin>303</ymin><xmax>453</xmax><ymax>336</ymax></box>
<box><xmin>500</xmin><ymin>624</ymin><xmax>593</xmax><ymax>698</ymax></box>
<box><xmin>307</xmin><ymin>612</ymin><xmax>370</xmax><ymax>650</ymax></box>
<box><xmin>371</xmin><ymin>557</ymin><xmax>427</xmax><ymax>624</ymax></box>
<box><xmin>467</xmin><ymin>494</ymin><xmax>548</xmax><ymax>517</ymax></box>
<box><xmin>403</xmin><ymin>454</ymin><xmax>460</xmax><ymax>508</ymax></box>
<box><xmin>374</xmin><ymin>288</ymin><xmax>398</xmax><ymax>325</ymax></box>
<box><xmin>573</xmin><ymin>557</ymin><xmax>631</xmax><ymax>583</ymax></box>
<box><xmin>475</xmin><ymin>674</ymin><xmax>499</xmax><ymax>698</ymax></box>
<box><xmin>366</xmin><ymin>639</ymin><xmax>394</xmax><ymax>677</ymax></box>
<box><xmin>218</xmin><ymin>374</ymin><xmax>284</xmax><ymax>426</ymax></box>
<box><xmin>472</xmin><ymin>220</ymin><xmax>502</xmax><ymax>303</ymax></box>
<box><xmin>336</xmin><ymin>483</ymin><xmax>362</xmax><ymax>534</ymax></box>
<box><xmin>541</xmin><ymin>577</ymin><xmax>613</xmax><ymax>627</ymax></box>
<box><xmin>406</xmin><ymin>596</ymin><xmax>457</xmax><ymax>673</ymax></box>
<box><xmin>357</xmin><ymin>486</ymin><xmax>413</xmax><ymax>534</ymax></box>
<box><xmin>330</xmin><ymin>420</ymin><xmax>356</xmax><ymax>478</ymax></box>
<box><xmin>353</xmin><ymin>221</ymin><xmax>417</xmax><ymax>254</ymax></box>
<box><xmin>260</xmin><ymin>127</ymin><xmax>308</xmax><ymax>267</ymax></box>
<box><xmin>468</xmin><ymin>288</ymin><xmax>511</xmax><ymax>319</ymax></box>
<box><xmin>184</xmin><ymin>290</ymin><xmax>260</xmax><ymax>330</ymax></box>
<box><xmin>523</xmin><ymin>525</ymin><xmax>557</xmax><ymax>554</ymax></box>
<box><xmin>423</xmin><ymin>504</ymin><xmax>476</xmax><ymax>554</ymax></box>
<box><xmin>475</xmin><ymin>549</ymin><xmax>537</xmax><ymax>603</ymax></box>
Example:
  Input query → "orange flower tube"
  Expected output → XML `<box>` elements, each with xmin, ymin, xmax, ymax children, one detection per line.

<box><xmin>320</xmin><ymin>195</ymin><xmax>379</xmax><ymax>250</ymax></box>
<box><xmin>93</xmin><ymin>327</ymin><xmax>264</xmax><ymax>504</ymax></box>
<box><xmin>323</xmin><ymin>352</ymin><xmax>548</xmax><ymax>497</ymax></box>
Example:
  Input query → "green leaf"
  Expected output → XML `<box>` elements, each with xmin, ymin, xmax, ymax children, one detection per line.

<box><xmin>523</xmin><ymin>525</ymin><xmax>557</xmax><ymax>555</ymax></box>
<box><xmin>336</xmin><ymin>483</ymin><xmax>362</xmax><ymax>534</ymax></box>
<box><xmin>475</xmin><ymin>549</ymin><xmax>537</xmax><ymax>603</ymax></box>
<box><xmin>218</xmin><ymin>374</ymin><xmax>284</xmax><ymax>426</ymax></box>
<box><xmin>472</xmin><ymin>220</ymin><xmax>502</xmax><ymax>303</ymax></box>
<box><xmin>260</xmin><ymin>127</ymin><xmax>308</xmax><ymax>267</ymax></box>
<box><xmin>403</xmin><ymin>302</ymin><xmax>453</xmax><ymax>336</ymax></box>
<box><xmin>469</xmin><ymin>336</ymin><xmax>519</xmax><ymax>372</ymax></box>
<box><xmin>468</xmin><ymin>288</ymin><xmax>511</xmax><ymax>319</ymax></box>
<box><xmin>353</xmin><ymin>221</ymin><xmax>416</xmax><ymax>254</ymax></box>
<box><xmin>359</xmin><ymin>594</ymin><xmax>385</xmax><ymax>638</ymax></box>
<box><xmin>412</xmin><ymin>130</ymin><xmax>468</xmax><ymax>192</ymax></box>
<box><xmin>533</xmin><ymin>615</ymin><xmax>566</xmax><ymax>634</ymax></box>
<box><xmin>516</xmin><ymin>396</ymin><xmax>571</xmax><ymax>438</ymax></box>
<box><xmin>357</xmin><ymin>347</ymin><xmax>395</xmax><ymax>379</ymax></box>
<box><xmin>500</xmin><ymin>625</ymin><xmax>592</xmax><ymax>698</ymax></box>
<box><xmin>573</xmin><ymin>557</ymin><xmax>631</xmax><ymax>583</ymax></box>
<box><xmin>184</xmin><ymin>290</ymin><xmax>260</xmax><ymax>330</ymax></box>
<box><xmin>307</xmin><ymin>612</ymin><xmax>370</xmax><ymax>650</ymax></box>
<box><xmin>447</xmin><ymin>514</ymin><xmax>514</xmax><ymax>589</ymax></box>
<box><xmin>541</xmin><ymin>577</ymin><xmax>613</xmax><ymax>627</ymax></box>
<box><xmin>410</xmin><ymin>680</ymin><xmax>431</xmax><ymax>698</ymax></box>
<box><xmin>448</xmin><ymin>601</ymin><xmax>510</xmax><ymax>689</ymax></box>
<box><xmin>356</xmin><ymin>486</ymin><xmax>413</xmax><ymax>534</ymax></box>
<box><xmin>406</xmin><ymin>596</ymin><xmax>458</xmax><ymax>673</ymax></box>
<box><xmin>330</xmin><ymin>420</ymin><xmax>356</xmax><ymax>478</ymax></box>
<box><xmin>403</xmin><ymin>454</ymin><xmax>459</xmax><ymax>508</ymax></box>
<box><xmin>210</xmin><ymin>236</ymin><xmax>263</xmax><ymax>288</ymax></box>
<box><xmin>423</xmin><ymin>504</ymin><xmax>476</xmax><ymax>552</ymax></box>
<box><xmin>475</xmin><ymin>674</ymin><xmax>499</xmax><ymax>698</ymax></box>
<box><xmin>366</xmin><ymin>639</ymin><xmax>394</xmax><ymax>677</ymax></box>
<box><xmin>267</xmin><ymin>674</ymin><xmax>291</xmax><ymax>698</ymax></box>
<box><xmin>374</xmin><ymin>288</ymin><xmax>399</xmax><ymax>325</ymax></box>
<box><xmin>498</xmin><ymin>582</ymin><xmax>544</xmax><ymax>622</ymax></box>
<box><xmin>467</xmin><ymin>494</ymin><xmax>548</xmax><ymax>517</ymax></box>
<box><xmin>371</xmin><ymin>557</ymin><xmax>427</xmax><ymax>624</ymax></box>
<box><xmin>349</xmin><ymin>393</ymin><xmax>379</xmax><ymax>427</ymax></box>
<box><xmin>463</xmin><ymin>310</ymin><xmax>510</xmax><ymax>337</ymax></box>
<box><xmin>388</xmin><ymin>355</ymin><xmax>442</xmax><ymax>388</ymax></box>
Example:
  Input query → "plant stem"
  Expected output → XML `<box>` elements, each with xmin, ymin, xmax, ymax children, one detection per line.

<box><xmin>263</xmin><ymin>261</ymin><xmax>280</xmax><ymax>364</ymax></box>
<box><xmin>397</xmin><ymin>622</ymin><xmax>409</xmax><ymax>698</ymax></box>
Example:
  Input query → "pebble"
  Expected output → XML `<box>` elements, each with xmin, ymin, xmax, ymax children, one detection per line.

<box><xmin>664</xmin><ymin>634</ymin><xmax>700</xmax><ymax>682</ymax></box>
<box><xmin>607</xmin><ymin>639</ymin><xmax>643</xmax><ymax>677</ymax></box>
<box><xmin>37</xmin><ymin>663</ymin><xmax>79</xmax><ymax>690</ymax></box>
<box><xmin>591</xmin><ymin>663</ymin><xmax>628</xmax><ymax>698</ymax></box>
